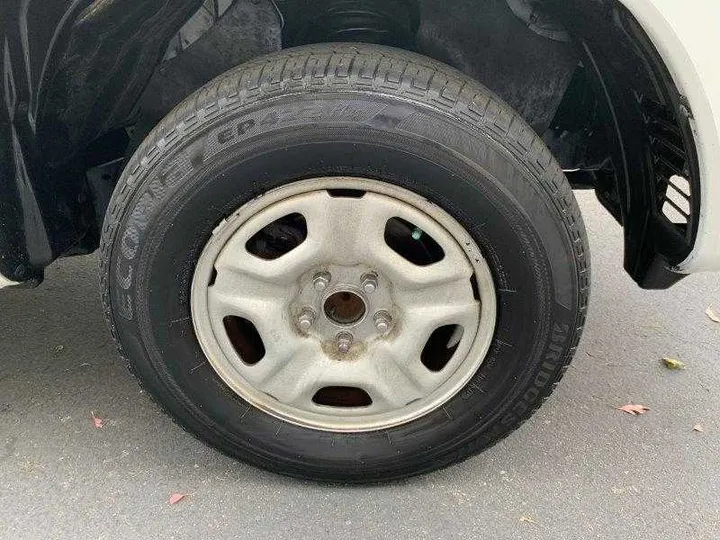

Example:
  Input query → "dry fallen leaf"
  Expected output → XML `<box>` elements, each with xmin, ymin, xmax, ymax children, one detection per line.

<box><xmin>91</xmin><ymin>412</ymin><xmax>104</xmax><ymax>429</ymax></box>
<box><xmin>519</xmin><ymin>516</ymin><xmax>536</xmax><ymax>524</ymax></box>
<box><xmin>662</xmin><ymin>357</ymin><xmax>686</xmax><ymax>370</ymax></box>
<box><xmin>706</xmin><ymin>307</ymin><xmax>720</xmax><ymax>324</ymax></box>
<box><xmin>617</xmin><ymin>404</ymin><xmax>650</xmax><ymax>416</ymax></box>
<box><xmin>693</xmin><ymin>424</ymin><xmax>704</xmax><ymax>433</ymax></box>
<box><xmin>168</xmin><ymin>493</ymin><xmax>187</xmax><ymax>505</ymax></box>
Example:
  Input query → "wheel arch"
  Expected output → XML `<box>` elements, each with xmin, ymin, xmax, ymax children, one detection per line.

<box><xmin>0</xmin><ymin>0</ymin><xmax>707</xmax><ymax>288</ymax></box>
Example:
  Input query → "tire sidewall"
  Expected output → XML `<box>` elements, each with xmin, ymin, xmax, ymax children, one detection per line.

<box><xmin>107</xmin><ymin>92</ymin><xmax>582</xmax><ymax>480</ymax></box>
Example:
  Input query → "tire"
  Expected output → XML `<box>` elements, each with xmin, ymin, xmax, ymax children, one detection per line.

<box><xmin>100</xmin><ymin>43</ymin><xmax>589</xmax><ymax>483</ymax></box>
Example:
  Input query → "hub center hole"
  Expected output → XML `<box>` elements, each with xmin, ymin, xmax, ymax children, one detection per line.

<box><xmin>324</xmin><ymin>291</ymin><xmax>366</xmax><ymax>325</ymax></box>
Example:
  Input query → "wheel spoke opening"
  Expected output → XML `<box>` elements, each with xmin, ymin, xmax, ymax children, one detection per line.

<box><xmin>326</xmin><ymin>188</ymin><xmax>366</xmax><ymax>198</ymax></box>
<box><xmin>245</xmin><ymin>212</ymin><xmax>307</xmax><ymax>260</ymax></box>
<box><xmin>312</xmin><ymin>386</ymin><xmax>373</xmax><ymax>408</ymax></box>
<box><xmin>384</xmin><ymin>216</ymin><xmax>445</xmax><ymax>266</ymax></box>
<box><xmin>222</xmin><ymin>316</ymin><xmax>266</xmax><ymax>365</ymax></box>
<box><xmin>469</xmin><ymin>274</ymin><xmax>481</xmax><ymax>301</ymax></box>
<box><xmin>420</xmin><ymin>324</ymin><xmax>464</xmax><ymax>372</ymax></box>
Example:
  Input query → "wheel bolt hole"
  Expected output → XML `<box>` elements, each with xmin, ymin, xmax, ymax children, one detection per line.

<box><xmin>323</xmin><ymin>291</ymin><xmax>366</xmax><ymax>325</ymax></box>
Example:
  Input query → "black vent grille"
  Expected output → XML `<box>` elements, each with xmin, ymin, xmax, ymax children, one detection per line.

<box><xmin>642</xmin><ymin>96</ymin><xmax>696</xmax><ymax>241</ymax></box>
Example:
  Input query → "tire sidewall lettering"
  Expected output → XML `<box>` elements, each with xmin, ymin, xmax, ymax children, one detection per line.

<box><xmin>113</xmin><ymin>151</ymin><xmax>197</xmax><ymax>321</ymax></box>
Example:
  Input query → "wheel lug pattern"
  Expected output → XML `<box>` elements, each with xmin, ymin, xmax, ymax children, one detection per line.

<box><xmin>373</xmin><ymin>310</ymin><xmax>392</xmax><ymax>333</ymax></box>
<box><xmin>297</xmin><ymin>308</ymin><xmax>316</xmax><ymax>332</ymax></box>
<box><xmin>360</xmin><ymin>273</ymin><xmax>378</xmax><ymax>294</ymax></box>
<box><xmin>313</xmin><ymin>272</ymin><xmax>331</xmax><ymax>291</ymax></box>
<box><xmin>336</xmin><ymin>332</ymin><xmax>353</xmax><ymax>353</ymax></box>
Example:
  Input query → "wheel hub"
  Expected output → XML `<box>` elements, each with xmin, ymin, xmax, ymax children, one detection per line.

<box><xmin>323</xmin><ymin>290</ymin><xmax>366</xmax><ymax>326</ymax></box>
<box><xmin>190</xmin><ymin>177</ymin><xmax>497</xmax><ymax>432</ymax></box>
<box><xmin>294</xmin><ymin>266</ymin><xmax>395</xmax><ymax>355</ymax></box>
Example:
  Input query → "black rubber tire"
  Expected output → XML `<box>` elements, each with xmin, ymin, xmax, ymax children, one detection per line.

<box><xmin>100</xmin><ymin>43</ymin><xmax>589</xmax><ymax>483</ymax></box>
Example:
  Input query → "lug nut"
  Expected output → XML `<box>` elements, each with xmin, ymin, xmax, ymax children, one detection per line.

<box><xmin>297</xmin><ymin>308</ymin><xmax>316</xmax><ymax>332</ymax></box>
<box><xmin>373</xmin><ymin>311</ymin><xmax>392</xmax><ymax>333</ymax></box>
<box><xmin>361</xmin><ymin>273</ymin><xmax>378</xmax><ymax>294</ymax></box>
<box><xmin>313</xmin><ymin>272</ymin><xmax>331</xmax><ymax>291</ymax></box>
<box><xmin>336</xmin><ymin>332</ymin><xmax>354</xmax><ymax>354</ymax></box>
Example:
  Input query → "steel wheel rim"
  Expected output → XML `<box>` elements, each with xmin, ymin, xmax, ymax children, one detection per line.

<box><xmin>191</xmin><ymin>177</ymin><xmax>497</xmax><ymax>432</ymax></box>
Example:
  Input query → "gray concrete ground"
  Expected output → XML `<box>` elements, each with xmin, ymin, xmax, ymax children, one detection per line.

<box><xmin>0</xmin><ymin>192</ymin><xmax>718</xmax><ymax>540</ymax></box>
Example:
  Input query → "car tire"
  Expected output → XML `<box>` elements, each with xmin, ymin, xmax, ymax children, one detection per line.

<box><xmin>100</xmin><ymin>43</ymin><xmax>589</xmax><ymax>483</ymax></box>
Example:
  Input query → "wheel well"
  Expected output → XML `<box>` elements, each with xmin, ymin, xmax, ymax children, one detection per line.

<box><xmin>132</xmin><ymin>0</ymin><xmax>700</xmax><ymax>288</ymax></box>
<box><xmin>1</xmin><ymin>0</ymin><xmax>699</xmax><ymax>289</ymax></box>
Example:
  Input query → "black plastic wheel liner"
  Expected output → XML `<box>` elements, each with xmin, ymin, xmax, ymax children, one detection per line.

<box><xmin>0</xmin><ymin>0</ymin><xmax>702</xmax><ymax>289</ymax></box>
<box><xmin>0</xmin><ymin>0</ymin><xmax>203</xmax><ymax>282</ymax></box>
<box><xmin>546</xmin><ymin>0</ymin><xmax>700</xmax><ymax>288</ymax></box>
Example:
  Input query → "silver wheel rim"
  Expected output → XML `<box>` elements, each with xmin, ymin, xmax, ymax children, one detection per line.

<box><xmin>191</xmin><ymin>178</ymin><xmax>497</xmax><ymax>432</ymax></box>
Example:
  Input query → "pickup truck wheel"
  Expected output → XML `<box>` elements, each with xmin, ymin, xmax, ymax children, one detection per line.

<box><xmin>100</xmin><ymin>43</ymin><xmax>589</xmax><ymax>482</ymax></box>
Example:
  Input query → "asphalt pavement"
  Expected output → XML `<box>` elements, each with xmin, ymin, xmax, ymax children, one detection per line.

<box><xmin>1</xmin><ymin>192</ymin><xmax>718</xmax><ymax>540</ymax></box>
